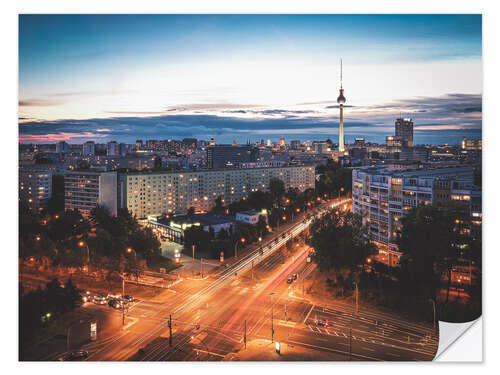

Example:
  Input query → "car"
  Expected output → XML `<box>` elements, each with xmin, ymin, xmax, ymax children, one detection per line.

<box><xmin>106</xmin><ymin>293</ymin><xmax>121</xmax><ymax>300</ymax></box>
<box><xmin>315</xmin><ymin>319</ymin><xmax>329</xmax><ymax>327</ymax></box>
<box><xmin>79</xmin><ymin>290</ymin><xmax>91</xmax><ymax>303</ymax></box>
<box><xmin>108</xmin><ymin>299</ymin><xmax>123</xmax><ymax>309</ymax></box>
<box><xmin>59</xmin><ymin>350</ymin><xmax>89</xmax><ymax>361</ymax></box>
<box><xmin>93</xmin><ymin>295</ymin><xmax>107</xmax><ymax>305</ymax></box>
<box><xmin>122</xmin><ymin>295</ymin><xmax>134</xmax><ymax>303</ymax></box>
<box><xmin>287</xmin><ymin>277</ymin><xmax>293</xmax><ymax>284</ymax></box>
<box><xmin>292</xmin><ymin>273</ymin><xmax>298</xmax><ymax>280</ymax></box>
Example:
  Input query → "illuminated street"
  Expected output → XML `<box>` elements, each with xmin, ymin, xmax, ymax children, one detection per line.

<box><xmin>35</xmin><ymin>199</ymin><xmax>437</xmax><ymax>362</ymax></box>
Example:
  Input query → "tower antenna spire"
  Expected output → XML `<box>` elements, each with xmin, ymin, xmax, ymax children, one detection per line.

<box><xmin>340</xmin><ymin>58</ymin><xmax>343</xmax><ymax>89</ymax></box>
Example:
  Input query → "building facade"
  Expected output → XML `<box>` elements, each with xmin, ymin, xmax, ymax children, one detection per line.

<box><xmin>395</xmin><ymin>118</ymin><xmax>414</xmax><ymax>147</ymax></box>
<box><xmin>119</xmin><ymin>166</ymin><xmax>315</xmax><ymax>219</ymax></box>
<box><xmin>83</xmin><ymin>141</ymin><xmax>95</xmax><ymax>156</ymax></box>
<box><xmin>19</xmin><ymin>168</ymin><xmax>52</xmax><ymax>212</ymax></box>
<box><xmin>352</xmin><ymin>166</ymin><xmax>477</xmax><ymax>267</ymax></box>
<box><xmin>64</xmin><ymin>171</ymin><xmax>118</xmax><ymax>216</ymax></box>
<box><xmin>107</xmin><ymin>141</ymin><xmax>119</xmax><ymax>156</ymax></box>
<box><xmin>462</xmin><ymin>137</ymin><xmax>482</xmax><ymax>151</ymax></box>
<box><xmin>207</xmin><ymin>145</ymin><xmax>259</xmax><ymax>169</ymax></box>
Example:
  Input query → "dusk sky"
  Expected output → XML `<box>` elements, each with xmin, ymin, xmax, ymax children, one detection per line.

<box><xmin>18</xmin><ymin>14</ymin><xmax>482</xmax><ymax>145</ymax></box>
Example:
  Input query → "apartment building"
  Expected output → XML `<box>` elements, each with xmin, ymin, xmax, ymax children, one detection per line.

<box><xmin>352</xmin><ymin>165</ymin><xmax>478</xmax><ymax>267</ymax></box>
<box><xmin>64</xmin><ymin>171</ymin><xmax>117</xmax><ymax>216</ymax></box>
<box><xmin>119</xmin><ymin>166</ymin><xmax>315</xmax><ymax>219</ymax></box>
<box><xmin>19</xmin><ymin>168</ymin><xmax>52</xmax><ymax>212</ymax></box>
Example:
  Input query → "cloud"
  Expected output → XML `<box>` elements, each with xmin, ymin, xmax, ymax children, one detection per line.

<box><xmin>19</xmin><ymin>93</ymin><xmax>481</xmax><ymax>144</ymax></box>
<box><xmin>19</xmin><ymin>99</ymin><xmax>62</xmax><ymax>107</ymax></box>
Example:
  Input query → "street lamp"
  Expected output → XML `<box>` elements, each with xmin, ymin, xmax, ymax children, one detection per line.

<box><xmin>78</xmin><ymin>241</ymin><xmax>90</xmax><ymax>272</ymax></box>
<box><xmin>270</xmin><ymin>292</ymin><xmax>275</xmax><ymax>342</ymax></box>
<box><xmin>234</xmin><ymin>238</ymin><xmax>245</xmax><ymax>258</ymax></box>
<box><xmin>126</xmin><ymin>247</ymin><xmax>137</xmax><ymax>280</ymax></box>
<box><xmin>428</xmin><ymin>299</ymin><xmax>437</xmax><ymax>331</ymax></box>
<box><xmin>353</xmin><ymin>282</ymin><xmax>359</xmax><ymax>314</ymax></box>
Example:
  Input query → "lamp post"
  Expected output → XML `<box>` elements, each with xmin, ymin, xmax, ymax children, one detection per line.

<box><xmin>270</xmin><ymin>292</ymin><xmax>275</xmax><ymax>342</ymax></box>
<box><xmin>126</xmin><ymin>247</ymin><xmax>138</xmax><ymax>281</ymax></box>
<box><xmin>192</xmin><ymin>244</ymin><xmax>196</xmax><ymax>275</ymax></box>
<box><xmin>234</xmin><ymin>237</ymin><xmax>245</xmax><ymax>258</ymax></box>
<box><xmin>78</xmin><ymin>241</ymin><xmax>90</xmax><ymax>273</ymax></box>
<box><xmin>428</xmin><ymin>298</ymin><xmax>437</xmax><ymax>331</ymax></box>
<box><xmin>353</xmin><ymin>282</ymin><xmax>359</xmax><ymax>314</ymax></box>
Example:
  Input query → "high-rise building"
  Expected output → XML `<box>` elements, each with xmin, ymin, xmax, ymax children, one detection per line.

<box><xmin>83</xmin><ymin>141</ymin><xmax>95</xmax><ymax>156</ymax></box>
<box><xmin>119</xmin><ymin>165</ymin><xmax>315</xmax><ymax>218</ymax></box>
<box><xmin>209</xmin><ymin>137</ymin><xmax>215</xmax><ymax>146</ymax></box>
<box><xmin>207</xmin><ymin>145</ymin><xmax>259</xmax><ymax>169</ymax></box>
<box><xmin>266</xmin><ymin>139</ymin><xmax>271</xmax><ymax>147</ymax></box>
<box><xmin>119</xmin><ymin>143</ymin><xmax>128</xmax><ymax>157</ymax></box>
<box><xmin>354</xmin><ymin>138</ymin><xmax>365</xmax><ymax>147</ymax></box>
<box><xmin>395</xmin><ymin>118</ymin><xmax>414</xmax><ymax>147</ymax></box>
<box><xmin>107</xmin><ymin>141</ymin><xmax>119</xmax><ymax>156</ymax></box>
<box><xmin>19</xmin><ymin>168</ymin><xmax>52</xmax><ymax>212</ymax></box>
<box><xmin>352</xmin><ymin>165</ymin><xmax>479</xmax><ymax>267</ymax></box>
<box><xmin>290</xmin><ymin>140</ymin><xmax>301</xmax><ymax>150</ymax></box>
<box><xmin>280</xmin><ymin>137</ymin><xmax>285</xmax><ymax>147</ymax></box>
<box><xmin>462</xmin><ymin>137</ymin><xmax>482</xmax><ymax>151</ymax></box>
<box><xmin>56</xmin><ymin>141</ymin><xmax>70</xmax><ymax>154</ymax></box>
<box><xmin>312</xmin><ymin>141</ymin><xmax>331</xmax><ymax>154</ymax></box>
<box><xmin>337</xmin><ymin>59</ymin><xmax>346</xmax><ymax>153</ymax></box>
<box><xmin>64</xmin><ymin>171</ymin><xmax>118</xmax><ymax>216</ymax></box>
<box><xmin>135</xmin><ymin>140</ymin><xmax>143</xmax><ymax>150</ymax></box>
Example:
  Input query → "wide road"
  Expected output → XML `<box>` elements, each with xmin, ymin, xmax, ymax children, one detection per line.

<box><xmin>47</xmin><ymin>197</ymin><xmax>437</xmax><ymax>361</ymax></box>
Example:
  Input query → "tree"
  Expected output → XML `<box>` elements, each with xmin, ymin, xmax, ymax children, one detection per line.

<box><xmin>212</xmin><ymin>196</ymin><xmax>226</xmax><ymax>214</ymax></box>
<box><xmin>187</xmin><ymin>206</ymin><xmax>196</xmax><ymax>217</ymax></box>
<box><xmin>46</xmin><ymin>174</ymin><xmax>65</xmax><ymax>214</ymax></box>
<box><xmin>308</xmin><ymin>210</ymin><xmax>375</xmax><ymax>274</ymax></box>
<box><xmin>269</xmin><ymin>178</ymin><xmax>285</xmax><ymax>206</ymax></box>
<box><xmin>397</xmin><ymin>202</ymin><xmax>467</xmax><ymax>301</ymax></box>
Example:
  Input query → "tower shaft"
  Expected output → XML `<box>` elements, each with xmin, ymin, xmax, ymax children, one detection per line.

<box><xmin>339</xmin><ymin>104</ymin><xmax>345</xmax><ymax>152</ymax></box>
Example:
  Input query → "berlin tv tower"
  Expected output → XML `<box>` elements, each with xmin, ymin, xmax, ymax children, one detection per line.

<box><xmin>337</xmin><ymin>59</ymin><xmax>346</xmax><ymax>153</ymax></box>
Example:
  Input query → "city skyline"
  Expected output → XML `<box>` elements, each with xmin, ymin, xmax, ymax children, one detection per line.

<box><xmin>19</xmin><ymin>14</ymin><xmax>482</xmax><ymax>145</ymax></box>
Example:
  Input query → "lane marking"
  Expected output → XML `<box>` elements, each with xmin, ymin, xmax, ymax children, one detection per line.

<box><xmin>303</xmin><ymin>304</ymin><xmax>315</xmax><ymax>324</ymax></box>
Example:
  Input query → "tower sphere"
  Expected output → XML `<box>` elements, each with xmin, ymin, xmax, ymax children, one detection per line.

<box><xmin>337</xmin><ymin>89</ymin><xmax>346</xmax><ymax>104</ymax></box>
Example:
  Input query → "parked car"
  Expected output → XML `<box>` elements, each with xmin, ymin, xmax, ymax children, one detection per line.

<box><xmin>106</xmin><ymin>293</ymin><xmax>121</xmax><ymax>300</ymax></box>
<box><xmin>59</xmin><ymin>350</ymin><xmax>88</xmax><ymax>361</ymax></box>
<box><xmin>93</xmin><ymin>295</ymin><xmax>106</xmax><ymax>305</ymax></box>
<box><xmin>287</xmin><ymin>277</ymin><xmax>293</xmax><ymax>284</ymax></box>
<box><xmin>292</xmin><ymin>273</ymin><xmax>298</xmax><ymax>280</ymax></box>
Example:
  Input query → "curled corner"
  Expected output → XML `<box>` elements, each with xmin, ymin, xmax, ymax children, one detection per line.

<box><xmin>435</xmin><ymin>317</ymin><xmax>482</xmax><ymax>361</ymax></box>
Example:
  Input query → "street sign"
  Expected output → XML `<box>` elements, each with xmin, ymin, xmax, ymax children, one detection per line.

<box><xmin>275</xmin><ymin>341</ymin><xmax>280</xmax><ymax>354</ymax></box>
<box><xmin>90</xmin><ymin>322</ymin><xmax>97</xmax><ymax>341</ymax></box>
